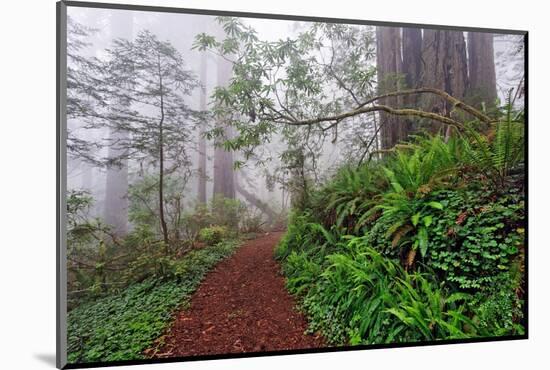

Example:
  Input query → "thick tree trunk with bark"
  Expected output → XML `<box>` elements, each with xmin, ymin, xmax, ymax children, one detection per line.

<box><xmin>468</xmin><ymin>32</ymin><xmax>497</xmax><ymax>109</ymax></box>
<box><xmin>447</xmin><ymin>31</ymin><xmax>469</xmax><ymax>102</ymax></box>
<box><xmin>402</xmin><ymin>28</ymin><xmax>422</xmax><ymax>132</ymax></box>
<box><xmin>402</xmin><ymin>28</ymin><xmax>422</xmax><ymax>91</ymax></box>
<box><xmin>376</xmin><ymin>26</ymin><xmax>407</xmax><ymax>149</ymax></box>
<box><xmin>420</xmin><ymin>29</ymin><xmax>469</xmax><ymax>133</ymax></box>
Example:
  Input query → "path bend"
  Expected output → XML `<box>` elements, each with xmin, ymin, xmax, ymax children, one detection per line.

<box><xmin>150</xmin><ymin>232</ymin><xmax>324</xmax><ymax>358</ymax></box>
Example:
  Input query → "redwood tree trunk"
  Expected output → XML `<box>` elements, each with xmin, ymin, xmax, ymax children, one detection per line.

<box><xmin>420</xmin><ymin>29</ymin><xmax>469</xmax><ymax>133</ymax></box>
<box><xmin>212</xmin><ymin>126</ymin><xmax>235</xmax><ymax>199</ymax></box>
<box><xmin>212</xmin><ymin>26</ymin><xmax>235</xmax><ymax>200</ymax></box>
<box><xmin>468</xmin><ymin>32</ymin><xmax>497</xmax><ymax>109</ymax></box>
<box><xmin>376</xmin><ymin>26</ymin><xmax>407</xmax><ymax>149</ymax></box>
<box><xmin>402</xmin><ymin>28</ymin><xmax>422</xmax><ymax>133</ymax></box>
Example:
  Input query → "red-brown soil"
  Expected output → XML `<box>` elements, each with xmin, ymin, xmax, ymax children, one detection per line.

<box><xmin>149</xmin><ymin>232</ymin><xmax>324</xmax><ymax>358</ymax></box>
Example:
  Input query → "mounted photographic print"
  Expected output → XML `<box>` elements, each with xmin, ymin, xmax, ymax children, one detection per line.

<box><xmin>56</xmin><ymin>1</ymin><xmax>528</xmax><ymax>368</ymax></box>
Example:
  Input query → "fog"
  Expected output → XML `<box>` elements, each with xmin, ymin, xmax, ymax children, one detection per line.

<box><xmin>66</xmin><ymin>7</ymin><xmax>524</xmax><ymax>233</ymax></box>
<box><xmin>67</xmin><ymin>8</ymin><xmax>362</xmax><ymax>227</ymax></box>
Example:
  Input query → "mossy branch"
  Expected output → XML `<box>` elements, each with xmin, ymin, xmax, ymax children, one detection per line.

<box><xmin>357</xmin><ymin>87</ymin><xmax>495</xmax><ymax>124</ymax></box>
<box><xmin>283</xmin><ymin>104</ymin><xmax>466</xmax><ymax>131</ymax></box>
<box><xmin>279</xmin><ymin>88</ymin><xmax>494</xmax><ymax>130</ymax></box>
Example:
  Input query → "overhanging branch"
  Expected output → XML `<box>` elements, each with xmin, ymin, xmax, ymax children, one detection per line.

<box><xmin>356</xmin><ymin>87</ymin><xmax>494</xmax><ymax>124</ymax></box>
<box><xmin>283</xmin><ymin>104</ymin><xmax>466</xmax><ymax>131</ymax></box>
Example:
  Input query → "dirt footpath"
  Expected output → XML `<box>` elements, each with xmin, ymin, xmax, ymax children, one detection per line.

<box><xmin>150</xmin><ymin>232</ymin><xmax>324</xmax><ymax>358</ymax></box>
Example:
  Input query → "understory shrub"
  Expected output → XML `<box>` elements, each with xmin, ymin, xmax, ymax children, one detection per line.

<box><xmin>68</xmin><ymin>191</ymin><xmax>257</xmax><ymax>308</ymax></box>
<box><xmin>199</xmin><ymin>225</ymin><xmax>230</xmax><ymax>246</ymax></box>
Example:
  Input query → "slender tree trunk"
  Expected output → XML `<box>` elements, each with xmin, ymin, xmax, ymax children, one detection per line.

<box><xmin>376</xmin><ymin>26</ymin><xmax>406</xmax><ymax>149</ymax></box>
<box><xmin>468</xmin><ymin>32</ymin><xmax>497</xmax><ymax>109</ymax></box>
<box><xmin>281</xmin><ymin>173</ymin><xmax>286</xmax><ymax>211</ymax></box>
<box><xmin>157</xmin><ymin>56</ymin><xmax>169</xmax><ymax>249</ymax></box>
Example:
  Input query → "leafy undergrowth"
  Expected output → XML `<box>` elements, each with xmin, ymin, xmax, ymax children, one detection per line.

<box><xmin>276</xmin><ymin>126</ymin><xmax>525</xmax><ymax>345</ymax></box>
<box><xmin>67</xmin><ymin>240</ymin><xmax>239</xmax><ymax>364</ymax></box>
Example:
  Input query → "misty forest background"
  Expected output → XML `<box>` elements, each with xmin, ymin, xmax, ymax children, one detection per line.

<box><xmin>65</xmin><ymin>7</ymin><xmax>525</xmax><ymax>364</ymax></box>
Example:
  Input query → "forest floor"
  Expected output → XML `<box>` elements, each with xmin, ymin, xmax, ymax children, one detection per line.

<box><xmin>147</xmin><ymin>231</ymin><xmax>324</xmax><ymax>358</ymax></box>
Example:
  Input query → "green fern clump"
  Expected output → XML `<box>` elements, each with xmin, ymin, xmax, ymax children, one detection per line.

<box><xmin>278</xmin><ymin>120</ymin><xmax>525</xmax><ymax>344</ymax></box>
<box><xmin>285</xmin><ymin>239</ymin><xmax>477</xmax><ymax>345</ymax></box>
<box><xmin>463</xmin><ymin>99</ymin><xmax>524</xmax><ymax>188</ymax></box>
<box><xmin>320</xmin><ymin>164</ymin><xmax>382</xmax><ymax>232</ymax></box>
<box><xmin>275</xmin><ymin>210</ymin><xmax>344</xmax><ymax>262</ymax></box>
<box><xmin>274</xmin><ymin>211</ymin><xmax>315</xmax><ymax>260</ymax></box>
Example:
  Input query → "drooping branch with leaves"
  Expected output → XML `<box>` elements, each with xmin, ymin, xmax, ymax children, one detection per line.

<box><xmin>193</xmin><ymin>18</ymin><xmax>507</xmax><ymax>167</ymax></box>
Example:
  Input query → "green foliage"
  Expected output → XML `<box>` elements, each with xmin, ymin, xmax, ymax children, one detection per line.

<box><xmin>68</xmin><ymin>190</ymin><xmax>255</xmax><ymax>305</ymax></box>
<box><xmin>66</xmin><ymin>191</ymin><xmax>129</xmax><ymax>306</ymax></box>
<box><xmin>469</xmin><ymin>271</ymin><xmax>525</xmax><ymax>336</ymax></box>
<box><xmin>319</xmin><ymin>164</ymin><xmax>381</xmax><ymax>232</ymax></box>
<box><xmin>67</xmin><ymin>240</ymin><xmax>239</xmax><ymax>364</ymax></box>
<box><xmin>382</xmin><ymin>135</ymin><xmax>460</xmax><ymax>194</ymax></box>
<box><xmin>278</xmin><ymin>134</ymin><xmax>525</xmax><ymax>345</ymax></box>
<box><xmin>193</xmin><ymin>18</ymin><xmax>378</xmax><ymax>163</ymax></box>
<box><xmin>199</xmin><ymin>225</ymin><xmax>230</xmax><ymax>246</ymax></box>
<box><xmin>209</xmin><ymin>194</ymin><xmax>246</xmax><ymax>231</ymax></box>
<box><xmin>275</xmin><ymin>211</ymin><xmax>312</xmax><ymax>260</ymax></box>
<box><xmin>282</xmin><ymin>250</ymin><xmax>323</xmax><ymax>297</ymax></box>
<box><xmin>283</xmin><ymin>240</ymin><xmax>476</xmax><ymax>344</ymax></box>
<box><xmin>463</xmin><ymin>97</ymin><xmax>524</xmax><ymax>187</ymax></box>
<box><xmin>376</xmin><ymin>190</ymin><xmax>444</xmax><ymax>260</ymax></box>
<box><xmin>128</xmin><ymin>174</ymin><xmax>192</xmax><ymax>246</ymax></box>
<box><xmin>384</xmin><ymin>272</ymin><xmax>475</xmax><ymax>341</ymax></box>
<box><xmin>427</xmin><ymin>188</ymin><xmax>524</xmax><ymax>289</ymax></box>
<box><xmin>66</xmin><ymin>190</ymin><xmax>106</xmax><ymax>251</ymax></box>
<box><xmin>275</xmin><ymin>211</ymin><xmax>344</xmax><ymax>262</ymax></box>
